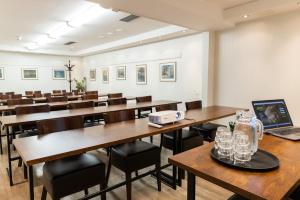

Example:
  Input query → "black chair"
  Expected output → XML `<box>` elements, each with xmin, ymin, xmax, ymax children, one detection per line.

<box><xmin>107</xmin><ymin>97</ymin><xmax>126</xmax><ymax>106</ymax></box>
<box><xmin>107</xmin><ymin>93</ymin><xmax>122</xmax><ymax>98</ymax></box>
<box><xmin>185</xmin><ymin>100</ymin><xmax>225</xmax><ymax>142</ymax></box>
<box><xmin>104</xmin><ymin>109</ymin><xmax>161</xmax><ymax>200</ymax></box>
<box><xmin>136</xmin><ymin>96</ymin><xmax>152</xmax><ymax>118</ymax></box>
<box><xmin>69</xmin><ymin>101</ymin><xmax>99</xmax><ymax>125</ymax></box>
<box><xmin>85</xmin><ymin>91</ymin><xmax>98</xmax><ymax>95</ymax></box>
<box><xmin>155</xmin><ymin>103</ymin><xmax>203</xmax><ymax>152</ymax></box>
<box><xmin>37</xmin><ymin>116</ymin><xmax>106</xmax><ymax>200</ymax></box>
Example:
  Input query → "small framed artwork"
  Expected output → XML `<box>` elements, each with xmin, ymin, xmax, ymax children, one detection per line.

<box><xmin>160</xmin><ymin>62</ymin><xmax>176</xmax><ymax>82</ymax></box>
<box><xmin>102</xmin><ymin>68</ymin><xmax>109</xmax><ymax>83</ymax></box>
<box><xmin>22</xmin><ymin>68</ymin><xmax>38</xmax><ymax>80</ymax></box>
<box><xmin>52</xmin><ymin>69</ymin><xmax>66</xmax><ymax>80</ymax></box>
<box><xmin>0</xmin><ymin>67</ymin><xmax>4</xmax><ymax>80</ymax></box>
<box><xmin>90</xmin><ymin>69</ymin><xmax>96</xmax><ymax>81</ymax></box>
<box><xmin>116</xmin><ymin>66</ymin><xmax>126</xmax><ymax>80</ymax></box>
<box><xmin>136</xmin><ymin>64</ymin><xmax>147</xmax><ymax>85</ymax></box>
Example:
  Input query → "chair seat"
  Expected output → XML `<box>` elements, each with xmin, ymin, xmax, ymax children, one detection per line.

<box><xmin>162</xmin><ymin>129</ymin><xmax>203</xmax><ymax>151</ymax></box>
<box><xmin>193</xmin><ymin>122</ymin><xmax>223</xmax><ymax>131</ymax></box>
<box><xmin>191</xmin><ymin>123</ymin><xmax>225</xmax><ymax>142</ymax></box>
<box><xmin>43</xmin><ymin>153</ymin><xmax>105</xmax><ymax>199</ymax></box>
<box><xmin>18</xmin><ymin>130</ymin><xmax>38</xmax><ymax>138</ymax></box>
<box><xmin>111</xmin><ymin>141</ymin><xmax>160</xmax><ymax>172</ymax></box>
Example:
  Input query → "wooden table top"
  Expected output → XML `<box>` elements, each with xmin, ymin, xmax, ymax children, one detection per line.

<box><xmin>0</xmin><ymin>100</ymin><xmax>181</xmax><ymax>127</ymax></box>
<box><xmin>13</xmin><ymin>106</ymin><xmax>242</xmax><ymax>166</ymax></box>
<box><xmin>169</xmin><ymin>135</ymin><xmax>300</xmax><ymax>200</ymax></box>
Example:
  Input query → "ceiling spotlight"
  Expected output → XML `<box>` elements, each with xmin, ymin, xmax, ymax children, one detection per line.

<box><xmin>243</xmin><ymin>14</ymin><xmax>248</xmax><ymax>18</ymax></box>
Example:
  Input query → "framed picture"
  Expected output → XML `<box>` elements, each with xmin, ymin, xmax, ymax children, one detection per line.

<box><xmin>116</xmin><ymin>66</ymin><xmax>126</xmax><ymax>80</ymax></box>
<box><xmin>136</xmin><ymin>64</ymin><xmax>147</xmax><ymax>84</ymax></box>
<box><xmin>102</xmin><ymin>68</ymin><xmax>109</xmax><ymax>83</ymax></box>
<box><xmin>160</xmin><ymin>62</ymin><xmax>176</xmax><ymax>82</ymax></box>
<box><xmin>22</xmin><ymin>68</ymin><xmax>38</xmax><ymax>80</ymax></box>
<box><xmin>52</xmin><ymin>69</ymin><xmax>66</xmax><ymax>80</ymax></box>
<box><xmin>90</xmin><ymin>69</ymin><xmax>96</xmax><ymax>81</ymax></box>
<box><xmin>0</xmin><ymin>67</ymin><xmax>4</xmax><ymax>80</ymax></box>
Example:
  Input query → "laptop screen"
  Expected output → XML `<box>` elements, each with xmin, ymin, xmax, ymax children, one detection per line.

<box><xmin>252</xmin><ymin>99</ymin><xmax>293</xmax><ymax>129</ymax></box>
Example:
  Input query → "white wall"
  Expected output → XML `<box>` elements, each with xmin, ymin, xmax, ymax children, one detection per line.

<box><xmin>214</xmin><ymin>10</ymin><xmax>300</xmax><ymax>125</ymax></box>
<box><xmin>83</xmin><ymin>33</ymin><xmax>210</xmax><ymax>110</ymax></box>
<box><xmin>0</xmin><ymin>51</ymin><xmax>82</xmax><ymax>94</ymax></box>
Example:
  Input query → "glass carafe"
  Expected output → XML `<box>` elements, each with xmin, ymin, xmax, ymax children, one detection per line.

<box><xmin>234</xmin><ymin>111</ymin><xmax>264</xmax><ymax>155</ymax></box>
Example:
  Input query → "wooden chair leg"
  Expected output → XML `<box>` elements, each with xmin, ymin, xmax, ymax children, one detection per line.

<box><xmin>84</xmin><ymin>189</ymin><xmax>88</xmax><ymax>195</ymax></box>
<box><xmin>23</xmin><ymin>163</ymin><xmax>27</xmax><ymax>179</ymax></box>
<box><xmin>156</xmin><ymin>163</ymin><xmax>161</xmax><ymax>191</ymax></box>
<box><xmin>125</xmin><ymin>172</ymin><xmax>132</xmax><ymax>200</ymax></box>
<box><xmin>41</xmin><ymin>186</ymin><xmax>47</xmax><ymax>200</ymax></box>
<box><xmin>100</xmin><ymin>183</ymin><xmax>106</xmax><ymax>200</ymax></box>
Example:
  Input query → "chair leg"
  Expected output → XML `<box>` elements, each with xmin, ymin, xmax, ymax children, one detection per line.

<box><xmin>84</xmin><ymin>189</ymin><xmax>88</xmax><ymax>195</ymax></box>
<box><xmin>150</xmin><ymin>136</ymin><xmax>153</xmax><ymax>143</ymax></box>
<box><xmin>100</xmin><ymin>183</ymin><xmax>106</xmax><ymax>200</ymax></box>
<box><xmin>23</xmin><ymin>163</ymin><xmax>28</xmax><ymax>179</ymax></box>
<box><xmin>18</xmin><ymin>158</ymin><xmax>22</xmax><ymax>167</ymax></box>
<box><xmin>160</xmin><ymin>134</ymin><xmax>163</xmax><ymax>149</ymax></box>
<box><xmin>105</xmin><ymin>155</ymin><xmax>112</xmax><ymax>185</ymax></box>
<box><xmin>135</xmin><ymin>171</ymin><xmax>139</xmax><ymax>177</ymax></box>
<box><xmin>125</xmin><ymin>172</ymin><xmax>132</xmax><ymax>200</ymax></box>
<box><xmin>156</xmin><ymin>163</ymin><xmax>161</xmax><ymax>191</ymax></box>
<box><xmin>41</xmin><ymin>186</ymin><xmax>47</xmax><ymax>200</ymax></box>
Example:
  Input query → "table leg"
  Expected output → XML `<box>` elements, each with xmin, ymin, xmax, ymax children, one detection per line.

<box><xmin>6</xmin><ymin>126</ymin><xmax>13</xmax><ymax>186</ymax></box>
<box><xmin>187</xmin><ymin>172</ymin><xmax>195</xmax><ymax>200</ymax></box>
<box><xmin>177</xmin><ymin>129</ymin><xmax>182</xmax><ymax>187</ymax></box>
<box><xmin>28</xmin><ymin>165</ymin><xmax>34</xmax><ymax>200</ymax></box>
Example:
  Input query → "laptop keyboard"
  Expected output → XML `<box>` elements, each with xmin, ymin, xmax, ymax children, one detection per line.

<box><xmin>272</xmin><ymin>128</ymin><xmax>300</xmax><ymax>135</ymax></box>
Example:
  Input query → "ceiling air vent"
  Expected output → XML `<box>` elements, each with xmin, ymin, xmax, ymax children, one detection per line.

<box><xmin>64</xmin><ymin>41</ymin><xmax>76</xmax><ymax>45</ymax></box>
<box><xmin>120</xmin><ymin>14</ymin><xmax>139</xmax><ymax>22</ymax></box>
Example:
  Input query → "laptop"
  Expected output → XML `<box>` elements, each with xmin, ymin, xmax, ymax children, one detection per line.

<box><xmin>252</xmin><ymin>99</ymin><xmax>300</xmax><ymax>141</ymax></box>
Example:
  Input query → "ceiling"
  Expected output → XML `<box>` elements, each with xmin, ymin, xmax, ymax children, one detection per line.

<box><xmin>1</xmin><ymin>0</ymin><xmax>300</xmax><ymax>56</ymax></box>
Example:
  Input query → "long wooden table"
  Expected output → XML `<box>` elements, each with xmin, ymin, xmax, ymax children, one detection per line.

<box><xmin>0</xmin><ymin>97</ymin><xmax>136</xmax><ymax>113</ymax></box>
<box><xmin>12</xmin><ymin>106</ymin><xmax>243</xmax><ymax>200</ymax></box>
<box><xmin>0</xmin><ymin>100</ymin><xmax>181</xmax><ymax>187</ymax></box>
<box><xmin>169</xmin><ymin>135</ymin><xmax>300</xmax><ymax>200</ymax></box>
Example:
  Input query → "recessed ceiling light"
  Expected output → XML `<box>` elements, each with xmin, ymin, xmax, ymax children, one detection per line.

<box><xmin>17</xmin><ymin>36</ymin><xmax>23</xmax><ymax>41</ymax></box>
<box><xmin>25</xmin><ymin>43</ymin><xmax>39</xmax><ymax>50</ymax></box>
<box><xmin>107</xmin><ymin>32</ymin><xmax>113</xmax><ymax>35</ymax></box>
<box><xmin>243</xmin><ymin>14</ymin><xmax>248</xmax><ymax>18</ymax></box>
<box><xmin>115</xmin><ymin>28</ymin><xmax>123</xmax><ymax>32</ymax></box>
<box><xmin>98</xmin><ymin>35</ymin><xmax>105</xmax><ymax>39</ymax></box>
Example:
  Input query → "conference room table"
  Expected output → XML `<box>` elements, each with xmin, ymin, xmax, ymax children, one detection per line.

<box><xmin>0</xmin><ymin>100</ymin><xmax>181</xmax><ymax>186</ymax></box>
<box><xmin>0</xmin><ymin>97</ymin><xmax>137</xmax><ymax>114</ymax></box>
<box><xmin>11</xmin><ymin>106</ymin><xmax>244</xmax><ymax>200</ymax></box>
<box><xmin>169</xmin><ymin>135</ymin><xmax>300</xmax><ymax>200</ymax></box>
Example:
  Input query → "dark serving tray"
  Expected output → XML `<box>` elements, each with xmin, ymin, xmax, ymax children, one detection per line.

<box><xmin>210</xmin><ymin>148</ymin><xmax>280</xmax><ymax>171</ymax></box>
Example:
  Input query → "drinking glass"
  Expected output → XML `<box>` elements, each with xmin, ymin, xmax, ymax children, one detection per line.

<box><xmin>217</xmin><ymin>131</ymin><xmax>234</xmax><ymax>159</ymax></box>
<box><xmin>214</xmin><ymin>126</ymin><xmax>230</xmax><ymax>150</ymax></box>
<box><xmin>234</xmin><ymin>133</ymin><xmax>251</xmax><ymax>164</ymax></box>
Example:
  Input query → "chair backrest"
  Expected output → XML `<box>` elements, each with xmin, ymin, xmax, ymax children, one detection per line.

<box><xmin>62</xmin><ymin>90</ymin><xmax>66</xmax><ymax>94</ymax></box>
<box><xmin>25</xmin><ymin>91</ymin><xmax>33</xmax><ymax>95</ymax></box>
<box><xmin>103</xmin><ymin>109</ymin><xmax>135</xmax><ymax>124</ymax></box>
<box><xmin>47</xmin><ymin>96</ymin><xmax>68</xmax><ymax>102</ymax></box>
<box><xmin>72</xmin><ymin>90</ymin><xmax>79</xmax><ymax>95</ymax></box>
<box><xmin>155</xmin><ymin>103</ymin><xmax>178</xmax><ymax>112</ymax></box>
<box><xmin>136</xmin><ymin>96</ymin><xmax>152</xmax><ymax>103</ymax></box>
<box><xmin>185</xmin><ymin>100</ymin><xmax>202</xmax><ymax>111</ymax></box>
<box><xmin>86</xmin><ymin>91</ymin><xmax>98</xmax><ymax>95</ymax></box>
<box><xmin>0</xmin><ymin>94</ymin><xmax>9</xmax><ymax>100</ymax></box>
<box><xmin>69</xmin><ymin>101</ymin><xmax>94</xmax><ymax>109</ymax></box>
<box><xmin>11</xmin><ymin>94</ymin><xmax>22</xmax><ymax>99</ymax></box>
<box><xmin>107</xmin><ymin>97</ymin><xmax>127</xmax><ymax>106</ymax></box>
<box><xmin>53</xmin><ymin>90</ymin><xmax>61</xmax><ymax>94</ymax></box>
<box><xmin>37</xmin><ymin>116</ymin><xmax>84</xmax><ymax>135</ymax></box>
<box><xmin>108</xmin><ymin>93</ymin><xmax>122</xmax><ymax>98</ymax></box>
<box><xmin>82</xmin><ymin>94</ymin><xmax>98</xmax><ymax>100</ymax></box>
<box><xmin>7</xmin><ymin>98</ymin><xmax>33</xmax><ymax>106</ymax></box>
<box><xmin>34</xmin><ymin>91</ymin><xmax>42</xmax><ymax>97</ymax></box>
<box><xmin>15</xmin><ymin>104</ymin><xmax>50</xmax><ymax>115</ymax></box>
<box><xmin>43</xmin><ymin>93</ymin><xmax>51</xmax><ymax>98</ymax></box>
<box><xmin>5</xmin><ymin>92</ymin><xmax>14</xmax><ymax>95</ymax></box>
<box><xmin>64</xmin><ymin>92</ymin><xmax>72</xmax><ymax>96</ymax></box>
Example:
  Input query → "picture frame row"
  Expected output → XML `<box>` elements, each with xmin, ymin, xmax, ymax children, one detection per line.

<box><xmin>0</xmin><ymin>67</ymin><xmax>67</xmax><ymax>80</ymax></box>
<box><xmin>89</xmin><ymin>62</ymin><xmax>177</xmax><ymax>84</ymax></box>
